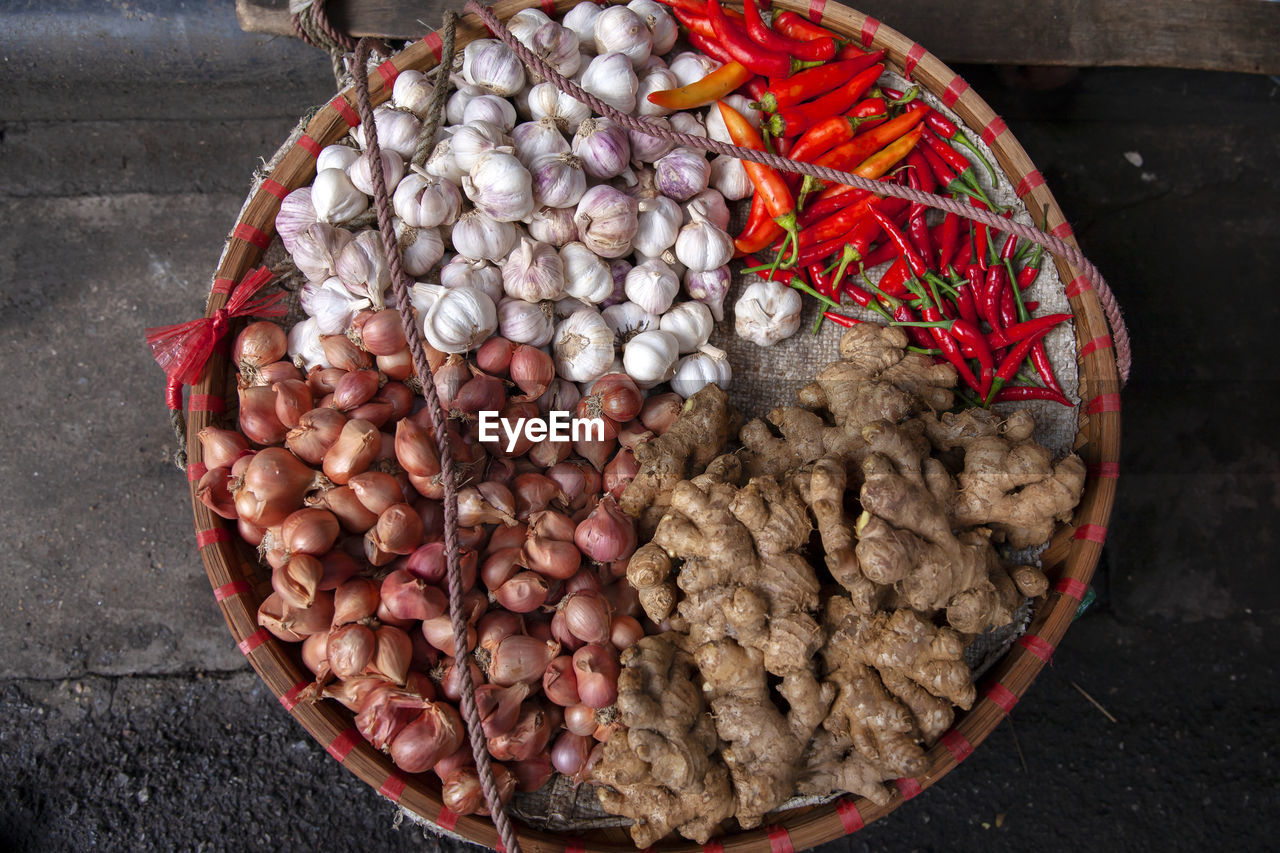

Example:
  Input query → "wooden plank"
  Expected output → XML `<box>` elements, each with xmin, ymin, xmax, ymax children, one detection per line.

<box><xmin>237</xmin><ymin>0</ymin><xmax>1280</xmax><ymax>74</ymax></box>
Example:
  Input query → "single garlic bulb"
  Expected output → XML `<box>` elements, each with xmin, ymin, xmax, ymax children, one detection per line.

<box><xmin>502</xmin><ymin>237</ymin><xmax>565</xmax><ymax>302</ymax></box>
<box><xmin>421</xmin><ymin>284</ymin><xmax>498</xmax><ymax>353</ymax></box>
<box><xmin>440</xmin><ymin>255</ymin><xmax>504</xmax><ymax>304</ymax></box>
<box><xmin>396</xmin><ymin>219</ymin><xmax>444</xmax><ymax>278</ymax></box>
<box><xmin>602</xmin><ymin>301</ymin><xmax>659</xmax><ymax>346</ymax></box>
<box><xmin>683</xmin><ymin>191</ymin><xmax>731</xmax><ymax>232</ymax></box>
<box><xmin>507</xmin><ymin>7</ymin><xmax>551</xmax><ymax>43</ymax></box>
<box><xmin>526</xmin><ymin>205</ymin><xmax>579</xmax><ymax>247</ymax></box>
<box><xmin>530</xmin><ymin>152</ymin><xmax>587</xmax><ymax>209</ymax></box>
<box><xmin>629</xmin><ymin>116</ymin><xmax>675</xmax><ymax>164</ymax></box>
<box><xmin>674</xmin><ymin>204</ymin><xmax>733</xmax><ymax>272</ymax></box>
<box><xmin>425</xmin><ymin>138</ymin><xmax>466</xmax><ymax>185</ymax></box>
<box><xmin>393</xmin><ymin>170</ymin><xmax>462</xmax><ymax>228</ymax></box>
<box><xmin>574</xmin><ymin>185</ymin><xmax>638</xmax><ymax>259</ymax></box>
<box><xmin>311</xmin><ymin>168</ymin><xmax>368</xmax><ymax>224</ymax></box>
<box><xmin>594</xmin><ymin>6</ymin><xmax>652</xmax><ymax>68</ymax></box>
<box><xmin>623</xmin><ymin>329</ymin><xmax>679</xmax><ymax>389</ymax></box>
<box><xmin>627</xmin><ymin>0</ymin><xmax>678</xmax><ymax>55</ymax></box>
<box><xmin>498</xmin><ymin>298</ymin><xmax>556</xmax><ymax>347</ymax></box>
<box><xmin>451</xmin><ymin>121</ymin><xmax>512</xmax><ymax>173</ymax></box>
<box><xmin>513</xmin><ymin>118</ymin><xmax>570</xmax><ymax>165</ymax></box>
<box><xmin>633</xmin><ymin>196</ymin><xmax>682</xmax><ymax>258</ymax></box>
<box><xmin>336</xmin><ymin>229</ymin><xmax>391</xmax><ymax>309</ymax></box>
<box><xmin>288</xmin><ymin>316</ymin><xmax>329</xmax><ymax>371</ymax></box>
<box><xmin>463</xmin><ymin>94</ymin><xmax>518</xmax><ymax>132</ymax></box>
<box><xmin>705</xmin><ymin>94</ymin><xmax>760</xmax><ymax>144</ymax></box>
<box><xmin>299</xmin><ymin>276</ymin><xmax>369</xmax><ymax>335</ymax></box>
<box><xmin>391</xmin><ymin>68</ymin><xmax>434</xmax><ymax>119</ymax></box>
<box><xmin>736</xmin><ymin>280</ymin><xmax>803</xmax><ymax>347</ymax></box>
<box><xmin>671</xmin><ymin>344</ymin><xmax>732</xmax><ymax>397</ymax></box>
<box><xmin>624</xmin><ymin>259</ymin><xmax>679</xmax><ymax>315</ymax></box>
<box><xmin>572</xmin><ymin>119</ymin><xmax>631</xmax><ymax>180</ymax></box>
<box><xmin>527</xmin><ymin>82</ymin><xmax>592</xmax><ymax>136</ymax></box>
<box><xmin>317</xmin><ymin>143</ymin><xmax>360</xmax><ymax>173</ymax></box>
<box><xmin>560</xmin><ymin>241</ymin><xmax>615</xmax><ymax>304</ymax></box>
<box><xmin>276</xmin><ymin>187</ymin><xmax>316</xmax><ymax>254</ymax></box>
<box><xmin>451</xmin><ymin>209</ymin><xmax>520</xmax><ymax>262</ymax></box>
<box><xmin>683</xmin><ymin>265</ymin><xmax>731</xmax><ymax>321</ymax></box>
<box><xmin>462</xmin><ymin>39</ymin><xmax>526</xmax><ymax>96</ymax></box>
<box><xmin>529</xmin><ymin>21</ymin><xmax>582</xmax><ymax>77</ymax></box>
<box><xmin>553</xmin><ymin>308</ymin><xmax>616</xmax><ymax>382</ymax></box>
<box><xmin>581</xmin><ymin>52</ymin><xmax>639</xmax><ymax>114</ymax></box>
<box><xmin>660</xmin><ymin>300</ymin><xmax>713</xmax><ymax>353</ymax></box>
<box><xmin>562</xmin><ymin>3</ymin><xmax>603</xmax><ymax>55</ymax></box>
<box><xmin>635</xmin><ymin>66</ymin><xmax>679</xmax><ymax>117</ymax></box>
<box><xmin>354</xmin><ymin>106</ymin><xmax>422</xmax><ymax>161</ymax></box>
<box><xmin>709</xmin><ymin>155</ymin><xmax>752</xmax><ymax>201</ymax></box>
<box><xmin>655</xmin><ymin>148</ymin><xmax>710</xmax><ymax>202</ymax></box>
<box><xmin>464</xmin><ymin>149</ymin><xmax>535</xmax><ymax>222</ymax></box>
<box><xmin>446</xmin><ymin>83</ymin><xmax>486</xmax><ymax>126</ymax></box>
<box><xmin>292</xmin><ymin>223</ymin><xmax>354</xmax><ymax>281</ymax></box>
<box><xmin>668</xmin><ymin>52</ymin><xmax>720</xmax><ymax>87</ymax></box>
<box><xmin>668</xmin><ymin>111</ymin><xmax>707</xmax><ymax>139</ymax></box>
<box><xmin>347</xmin><ymin>149</ymin><xmax>405</xmax><ymax>197</ymax></box>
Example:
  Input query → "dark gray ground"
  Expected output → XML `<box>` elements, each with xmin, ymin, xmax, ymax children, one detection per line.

<box><xmin>1</xmin><ymin>1</ymin><xmax>1278</xmax><ymax>850</ymax></box>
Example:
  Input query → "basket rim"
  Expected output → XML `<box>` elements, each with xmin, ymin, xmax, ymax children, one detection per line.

<box><xmin>185</xmin><ymin>1</ymin><xmax>1122</xmax><ymax>850</ymax></box>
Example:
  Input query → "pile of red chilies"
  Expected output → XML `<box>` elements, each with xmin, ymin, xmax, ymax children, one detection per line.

<box><xmin>650</xmin><ymin>0</ymin><xmax>1070</xmax><ymax>407</ymax></box>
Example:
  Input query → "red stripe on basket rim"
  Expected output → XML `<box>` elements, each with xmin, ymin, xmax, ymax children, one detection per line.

<box><xmin>232</xmin><ymin>222</ymin><xmax>271</xmax><ymax>250</ymax></box>
<box><xmin>211</xmin><ymin>276</ymin><xmax>236</xmax><ymax>295</ymax></box>
<box><xmin>941</xmin><ymin>75</ymin><xmax>970</xmax><ymax>107</ymax></box>
<box><xmin>196</xmin><ymin>527</ymin><xmax>230</xmax><ymax>548</ymax></box>
<box><xmin>565</xmin><ymin>840</ymin><xmax>587</xmax><ymax>853</ymax></box>
<box><xmin>1018</xmin><ymin>633</ymin><xmax>1056</xmax><ymax>663</ymax></box>
<box><xmin>1086</xmin><ymin>393</ymin><xmax>1122</xmax><ymax>414</ymax></box>
<box><xmin>213</xmin><ymin>579</ymin><xmax>251</xmax><ymax>602</ymax></box>
<box><xmin>436</xmin><ymin>805</ymin><xmax>460</xmax><ymax>831</ymax></box>
<box><xmin>1065</xmin><ymin>274</ymin><xmax>1094</xmax><ymax>298</ymax></box>
<box><xmin>834</xmin><ymin>797</ymin><xmax>864</xmax><ymax>833</ymax></box>
<box><xmin>702</xmin><ymin>842</ymin><xmax>725</xmax><ymax>853</ymax></box>
<box><xmin>903</xmin><ymin>43</ymin><xmax>926</xmax><ymax>78</ymax></box>
<box><xmin>376</xmin><ymin>60</ymin><xmax>399</xmax><ymax>88</ymax></box>
<box><xmin>237</xmin><ymin>627</ymin><xmax>270</xmax><ymax>656</ymax></box>
<box><xmin>186</xmin><ymin>461</ymin><xmax>207</xmax><ymax>482</ymax></box>
<box><xmin>540</xmin><ymin>0</ymin><xmax>556</xmax><ymax>14</ymax></box>
<box><xmin>895</xmin><ymin>777</ymin><xmax>923</xmax><ymax>800</ymax></box>
<box><xmin>986</xmin><ymin>681</ymin><xmax>1019</xmax><ymax>714</ymax></box>
<box><xmin>808</xmin><ymin>0</ymin><xmax>827</xmax><ymax>23</ymax></box>
<box><xmin>1074</xmin><ymin>523</ymin><xmax>1108</xmax><ymax>545</ymax></box>
<box><xmin>378</xmin><ymin>772</ymin><xmax>408</xmax><ymax>802</ymax></box>
<box><xmin>1054</xmin><ymin>577</ymin><xmax>1090</xmax><ymax>601</ymax></box>
<box><xmin>1051</xmin><ymin>220</ymin><xmax>1074</xmax><ymax>240</ymax></box>
<box><xmin>329</xmin><ymin>95</ymin><xmax>361</xmax><ymax>128</ymax></box>
<box><xmin>279</xmin><ymin>678</ymin><xmax>311</xmax><ymax>711</ymax></box>
<box><xmin>188</xmin><ymin>394</ymin><xmax>226</xmax><ymax>413</ymax></box>
<box><xmin>940</xmin><ymin>729</ymin><xmax>974</xmax><ymax>762</ymax></box>
<box><xmin>297</xmin><ymin>134</ymin><xmax>323</xmax><ymax>158</ymax></box>
<box><xmin>1089</xmin><ymin>461</ymin><xmax>1121</xmax><ymax>479</ymax></box>
<box><xmin>981</xmin><ymin>115</ymin><xmax>1008</xmax><ymax>145</ymax></box>
<box><xmin>1079</xmin><ymin>334</ymin><xmax>1114</xmax><ymax>357</ymax></box>
<box><xmin>260</xmin><ymin>178</ymin><xmax>289</xmax><ymax>200</ymax></box>
<box><xmin>767</xmin><ymin>825</ymin><xmax>795</xmax><ymax>853</ymax></box>
<box><xmin>423</xmin><ymin>31</ymin><xmax>443</xmax><ymax>61</ymax></box>
<box><xmin>326</xmin><ymin>726</ymin><xmax>361</xmax><ymax>761</ymax></box>
<box><xmin>859</xmin><ymin>16</ymin><xmax>880</xmax><ymax>47</ymax></box>
<box><xmin>1015</xmin><ymin>169</ymin><xmax>1046</xmax><ymax>198</ymax></box>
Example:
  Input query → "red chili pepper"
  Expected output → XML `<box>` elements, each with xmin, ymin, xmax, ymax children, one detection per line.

<box><xmin>686</xmin><ymin>31</ymin><xmax>733</xmax><ymax>64</ymax></box>
<box><xmin>914</xmin><ymin>300</ymin><xmax>980</xmax><ymax>393</ymax></box>
<box><xmin>652</xmin><ymin>0</ymin><xmax>712</xmax><ymax>14</ymax></box>
<box><xmin>670</xmin><ymin>5</ymin><xmax>716</xmax><ymax>39</ymax></box>
<box><xmin>905</xmin><ymin>149</ymin><xmax>937</xmax><ymax>194</ymax></box>
<box><xmin>763</xmin><ymin>64</ymin><xmax>884</xmax><ymax>138</ymax></box>
<box><xmin>1029</xmin><ymin>340</ymin><xmax>1065</xmax><ymax>396</ymax></box>
<box><xmin>985</xmin><ymin>327</ymin><xmax>1052</xmax><ymax>403</ymax></box>
<box><xmin>983</xmin><ymin>265</ymin><xmax>1005</xmax><ymax>328</ymax></box>
<box><xmin>719</xmin><ymin>101</ymin><xmax>799</xmax><ymax>260</ymax></box>
<box><xmin>922</xmin><ymin>110</ymin><xmax>998</xmax><ymax>184</ymax></box>
<box><xmin>647</xmin><ymin>61</ymin><xmax>754</xmax><ymax>110</ymax></box>
<box><xmin>878</xmin><ymin>257</ymin><xmax>912</xmax><ymax>298</ymax></box>
<box><xmin>906</xmin><ymin>169</ymin><xmax>933</xmax><ymax>264</ymax></box>
<box><xmin>741</xmin><ymin>76</ymin><xmax>768</xmax><ymax>101</ymax></box>
<box><xmin>936</xmin><ymin>211</ymin><xmax>961</xmax><ymax>270</ymax></box>
<box><xmin>870</xmin><ymin>207</ymin><xmax>927</xmax><ymax>279</ymax></box>
<box><xmin>743</xmin><ymin>0</ymin><xmax>836</xmax><ymax>60</ymax></box>
<box><xmin>788</xmin><ymin>104</ymin><xmax>882</xmax><ymax>165</ymax></box>
<box><xmin>823</xmin><ymin>311</ymin><xmax>864</xmax><ymax>327</ymax></box>
<box><xmin>1023</xmin><ymin>300</ymin><xmax>1039</xmax><ymax>312</ymax></box>
<box><xmin>950</xmin><ymin>318</ymin><xmax>993</xmax><ymax>396</ymax></box>
<box><xmin>893</xmin><ymin>303</ymin><xmax>937</xmax><ymax>350</ymax></box>
<box><xmin>993</xmin><ymin>386</ymin><xmax>1073</xmax><ymax>406</ymax></box>
<box><xmin>803</xmin><ymin>195</ymin><xmax>880</xmax><ymax>245</ymax></box>
<box><xmin>998</xmin><ymin>233</ymin><xmax>1019</xmax><ymax>262</ymax></box>
<box><xmin>735</xmin><ymin>194</ymin><xmax>783</xmax><ymax>255</ymax></box>
<box><xmin>707</xmin><ymin>0</ymin><xmax>817</xmax><ymax>78</ymax></box>
<box><xmin>803</xmin><ymin>111</ymin><xmax>928</xmax><ymax>201</ymax></box>
<box><xmin>756</xmin><ymin>53</ymin><xmax>886</xmax><ymax>112</ymax></box>
<box><xmin>773</xmin><ymin>134</ymin><xmax>793</xmax><ymax>158</ymax></box>
<box><xmin>993</xmin><ymin>313</ymin><xmax>1072</xmax><ymax>346</ymax></box>
<box><xmin>955</xmin><ymin>279</ymin><xmax>979</xmax><ymax>324</ymax></box>
<box><xmin>1017</xmin><ymin>243</ymin><xmax>1045</xmax><ymax>289</ymax></box>
<box><xmin>772</xmin><ymin>10</ymin><xmax>840</xmax><ymax>42</ymax></box>
<box><xmin>1000</xmin><ymin>276</ymin><xmax>1018</xmax><ymax>328</ymax></box>
<box><xmin>921</xmin><ymin>129</ymin><xmax>975</xmax><ymax>179</ymax></box>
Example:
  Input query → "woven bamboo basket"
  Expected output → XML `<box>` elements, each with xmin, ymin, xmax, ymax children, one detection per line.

<box><xmin>184</xmin><ymin>1</ymin><xmax>1122</xmax><ymax>849</ymax></box>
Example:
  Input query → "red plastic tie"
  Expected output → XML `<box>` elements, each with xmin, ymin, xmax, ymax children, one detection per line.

<box><xmin>1074</xmin><ymin>523</ymin><xmax>1108</xmax><ymax>545</ymax></box>
<box><xmin>260</xmin><ymin>178</ymin><xmax>289</xmax><ymax>200</ymax></box>
<box><xmin>1018</xmin><ymin>633</ymin><xmax>1056</xmax><ymax>663</ymax></box>
<box><xmin>981</xmin><ymin>115</ymin><xmax>1008</xmax><ymax>145</ymax></box>
<box><xmin>424</xmin><ymin>30</ymin><xmax>444</xmax><ymax>61</ymax></box>
<box><xmin>195</xmin><ymin>527</ymin><xmax>230</xmax><ymax>548</ymax></box>
<box><xmin>1089</xmin><ymin>461</ymin><xmax>1120</xmax><ymax>479</ymax></box>
<box><xmin>808</xmin><ymin>0</ymin><xmax>827</xmax><ymax>23</ymax></box>
<box><xmin>986</xmin><ymin>681</ymin><xmax>1019</xmax><ymax>714</ymax></box>
<box><xmin>213</xmin><ymin>579</ymin><xmax>251</xmax><ymax>602</ymax></box>
<box><xmin>237</xmin><ymin>627</ymin><xmax>270</xmax><ymax>656</ymax></box>
<box><xmin>903</xmin><ymin>43</ymin><xmax>926</xmax><ymax>77</ymax></box>
<box><xmin>297</xmin><ymin>134</ymin><xmax>323</xmax><ymax>158</ymax></box>
<box><xmin>859</xmin><ymin>16</ymin><xmax>880</xmax><ymax>47</ymax></box>
<box><xmin>376</xmin><ymin>59</ymin><xmax>400</xmax><ymax>87</ymax></box>
<box><xmin>1065</xmin><ymin>274</ymin><xmax>1093</xmax><ymax>298</ymax></box>
<box><xmin>211</xmin><ymin>276</ymin><xmax>236</xmax><ymax>295</ymax></box>
<box><xmin>1086</xmin><ymin>393</ymin><xmax>1121</xmax><ymax>415</ymax></box>
<box><xmin>895</xmin><ymin>777</ymin><xmax>923</xmax><ymax>800</ymax></box>
<box><xmin>279</xmin><ymin>678</ymin><xmax>310</xmax><ymax>711</ymax></box>
<box><xmin>329</xmin><ymin>94</ymin><xmax>361</xmax><ymax>128</ymax></box>
<box><xmin>1053</xmin><ymin>577</ymin><xmax>1090</xmax><ymax>601</ymax></box>
<box><xmin>942</xmin><ymin>75</ymin><xmax>970</xmax><ymax>107</ymax></box>
<box><xmin>767</xmin><ymin>826</ymin><xmax>795</xmax><ymax>853</ymax></box>
<box><xmin>1015</xmin><ymin>169</ymin><xmax>1046</xmax><ymax>198</ymax></box>
<box><xmin>379</xmin><ymin>772</ymin><xmax>408</xmax><ymax>802</ymax></box>
<box><xmin>186</xmin><ymin>461</ymin><xmax>207</xmax><ymax>482</ymax></box>
<box><xmin>232</xmin><ymin>222</ymin><xmax>271</xmax><ymax>250</ymax></box>
<box><xmin>188</xmin><ymin>394</ymin><xmax>226</xmax><ymax>413</ymax></box>
<box><xmin>1079</xmin><ymin>334</ymin><xmax>1114</xmax><ymax>357</ymax></box>
<box><xmin>835</xmin><ymin>798</ymin><xmax>864</xmax><ymax>833</ymax></box>
<box><xmin>940</xmin><ymin>729</ymin><xmax>974</xmax><ymax>762</ymax></box>
<box><xmin>326</xmin><ymin>727</ymin><xmax>361</xmax><ymax>761</ymax></box>
<box><xmin>436</xmin><ymin>806</ymin><xmax>460</xmax><ymax>831</ymax></box>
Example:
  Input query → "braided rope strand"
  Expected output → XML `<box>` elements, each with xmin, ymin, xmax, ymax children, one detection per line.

<box><xmin>464</xmin><ymin>0</ymin><xmax>1130</xmax><ymax>384</ymax></box>
<box><xmin>351</xmin><ymin>39</ymin><xmax>523</xmax><ymax>853</ymax></box>
<box><xmin>412</xmin><ymin>12</ymin><xmax>458</xmax><ymax>168</ymax></box>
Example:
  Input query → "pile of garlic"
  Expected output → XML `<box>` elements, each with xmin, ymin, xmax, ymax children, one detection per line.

<box><xmin>272</xmin><ymin>2</ymin><xmax>789</xmax><ymax>401</ymax></box>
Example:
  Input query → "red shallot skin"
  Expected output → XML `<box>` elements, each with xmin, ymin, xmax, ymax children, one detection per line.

<box><xmin>511</xmin><ymin>753</ymin><xmax>554</xmax><ymax>792</ymax></box>
<box><xmin>389</xmin><ymin>702</ymin><xmax>465</xmax><ymax>774</ymax></box>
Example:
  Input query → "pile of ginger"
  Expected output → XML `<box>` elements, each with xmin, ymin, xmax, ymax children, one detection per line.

<box><xmin>594</xmin><ymin>325</ymin><xmax>1086</xmax><ymax>847</ymax></box>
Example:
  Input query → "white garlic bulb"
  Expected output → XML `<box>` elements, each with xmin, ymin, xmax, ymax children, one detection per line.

<box><xmin>440</xmin><ymin>255</ymin><xmax>504</xmax><ymax>304</ymax></box>
<box><xmin>572</xmin><ymin>118</ymin><xmax>631</xmax><ymax>180</ymax></box>
<box><xmin>396</xmin><ymin>219</ymin><xmax>444</xmax><ymax>278</ymax></box>
<box><xmin>526</xmin><ymin>205</ymin><xmax>579</xmax><ymax>247</ymax></box>
<box><xmin>527</xmin><ymin>82</ymin><xmax>592</xmax><ymax>135</ymax></box>
<box><xmin>655</xmin><ymin>147</ymin><xmax>711</xmax><ymax>202</ymax></box>
<box><xmin>674</xmin><ymin>204</ymin><xmax>734</xmax><ymax>272</ymax></box>
<box><xmin>581</xmin><ymin>52</ymin><xmax>640</xmax><ymax>114</ymax></box>
<box><xmin>637</xmin><ymin>247</ymin><xmax>686</xmax><ymax>281</ymax></box>
<box><xmin>288</xmin><ymin>316</ymin><xmax>330</xmax><ymax>371</ymax></box>
<box><xmin>463</xmin><ymin>94</ymin><xmax>518</xmax><ymax>132</ymax></box>
<box><xmin>425</xmin><ymin>138</ymin><xmax>466</xmax><ymax>185</ymax></box>
<box><xmin>736</xmin><ymin>280</ymin><xmax>803</xmax><ymax>347</ymax></box>
<box><xmin>629</xmin><ymin>116</ymin><xmax>675</xmax><ymax>164</ymax></box>
<box><xmin>422</xmin><ymin>284</ymin><xmax>498</xmax><ymax>353</ymax></box>
<box><xmin>628</xmin><ymin>0</ymin><xmax>678</xmax><ymax>55</ymax></box>
<box><xmin>462</xmin><ymin>39</ymin><xmax>526</xmax><ymax>96</ymax></box>
<box><xmin>633</xmin><ymin>196</ymin><xmax>682</xmax><ymax>258</ymax></box>
<box><xmin>635</xmin><ymin>67</ymin><xmax>679</xmax><ymax>117</ymax></box>
<box><xmin>463</xmin><ymin>149</ymin><xmax>534</xmax><ymax>222</ymax></box>
<box><xmin>683</xmin><ymin>265</ymin><xmax>731</xmax><ymax>322</ymax></box>
<box><xmin>559</xmin><ymin>241</ymin><xmax>615</xmax><ymax>304</ymax></box>
<box><xmin>553</xmin><ymin>308</ymin><xmax>616</xmax><ymax>382</ymax></box>
<box><xmin>671</xmin><ymin>344</ymin><xmax>732</xmax><ymax>397</ymax></box>
<box><xmin>451</xmin><ymin>209</ymin><xmax>519</xmax><ymax>261</ymax></box>
<box><xmin>594</xmin><ymin>7</ymin><xmax>652</xmax><ymax>68</ymax></box>
<box><xmin>530</xmin><ymin>152</ymin><xmax>587</xmax><ymax>209</ymax></box>
<box><xmin>623</xmin><ymin>329</ymin><xmax>679</xmax><ymax>389</ymax></box>
<box><xmin>625</xmin><ymin>258</ymin><xmax>680</xmax><ymax>315</ymax></box>
<box><xmin>683</xmin><ymin>191</ymin><xmax>731</xmax><ymax>232</ymax></box>
<box><xmin>660</xmin><ymin>300</ymin><xmax>713</xmax><ymax>353</ymax></box>
<box><xmin>555</xmin><ymin>294</ymin><xmax>594</xmax><ymax>320</ymax></box>
<box><xmin>299</xmin><ymin>276</ymin><xmax>369</xmax><ymax>335</ymax></box>
<box><xmin>705</xmin><ymin>95</ymin><xmax>760</xmax><ymax>144</ymax></box>
<box><xmin>450</xmin><ymin>121</ymin><xmax>512</xmax><ymax>173</ymax></box>
<box><xmin>529</xmin><ymin>21</ymin><xmax>582</xmax><ymax>77</ymax></box>
<box><xmin>668</xmin><ymin>52</ymin><xmax>721</xmax><ymax>88</ymax></box>
<box><xmin>347</xmin><ymin>149</ymin><xmax>405</xmax><ymax>197</ymax></box>
<box><xmin>709</xmin><ymin>155</ymin><xmax>752</xmax><ymax>201</ymax></box>
<box><xmin>276</xmin><ymin>187</ymin><xmax>316</xmax><ymax>254</ymax></box>
<box><xmin>507</xmin><ymin>7</ymin><xmax>551</xmax><ymax>44</ymax></box>
<box><xmin>602</xmin><ymin>301</ymin><xmax>659</xmax><ymax>345</ymax></box>
<box><xmin>336</xmin><ymin>229</ymin><xmax>392</xmax><ymax>309</ymax></box>
<box><xmin>311</xmin><ymin>168</ymin><xmax>368</xmax><ymax>224</ymax></box>
<box><xmin>502</xmin><ymin>237</ymin><xmax>565</xmax><ymax>302</ymax></box>
<box><xmin>562</xmin><ymin>3</ymin><xmax>603</xmax><ymax>55</ymax></box>
<box><xmin>292</xmin><ymin>223</ymin><xmax>354</xmax><ymax>281</ymax></box>
<box><xmin>354</xmin><ymin>106</ymin><xmax>422</xmax><ymax>161</ymax></box>
<box><xmin>391</xmin><ymin>69</ymin><xmax>434</xmax><ymax>119</ymax></box>
<box><xmin>446</xmin><ymin>83</ymin><xmax>486</xmax><ymax>126</ymax></box>
<box><xmin>668</xmin><ymin>111</ymin><xmax>707</xmax><ymax>139</ymax></box>
<box><xmin>393</xmin><ymin>170</ymin><xmax>462</xmax><ymax>228</ymax></box>
<box><xmin>498</xmin><ymin>298</ymin><xmax>556</xmax><ymax>347</ymax></box>
<box><xmin>316</xmin><ymin>144</ymin><xmax>360</xmax><ymax>173</ymax></box>
<box><xmin>512</xmin><ymin>118</ymin><xmax>570</xmax><ymax>165</ymax></box>
<box><xmin>574</xmin><ymin>185</ymin><xmax>638</xmax><ymax>259</ymax></box>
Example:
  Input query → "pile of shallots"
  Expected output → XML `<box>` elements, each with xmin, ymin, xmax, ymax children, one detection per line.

<box><xmin>197</xmin><ymin>317</ymin><xmax>684</xmax><ymax>815</ymax></box>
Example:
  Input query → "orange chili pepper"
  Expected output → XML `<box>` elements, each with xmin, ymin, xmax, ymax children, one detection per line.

<box><xmin>718</xmin><ymin>100</ymin><xmax>799</xmax><ymax>262</ymax></box>
<box><xmin>647</xmin><ymin>62</ymin><xmax>753</xmax><ymax>110</ymax></box>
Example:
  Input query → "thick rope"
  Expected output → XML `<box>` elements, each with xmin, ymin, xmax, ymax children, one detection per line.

<box><xmin>412</xmin><ymin>12</ymin><xmax>459</xmax><ymax>169</ymax></box>
<box><xmin>465</xmin><ymin>0</ymin><xmax>1130</xmax><ymax>385</ymax></box>
<box><xmin>169</xmin><ymin>408</ymin><xmax>189</xmax><ymax>471</ymax></box>
<box><xmin>351</xmin><ymin>39</ymin><xmax>522</xmax><ymax>853</ymax></box>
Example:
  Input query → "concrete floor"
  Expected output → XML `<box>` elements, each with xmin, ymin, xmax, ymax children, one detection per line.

<box><xmin>2</xmin><ymin>1</ymin><xmax>1278</xmax><ymax>850</ymax></box>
